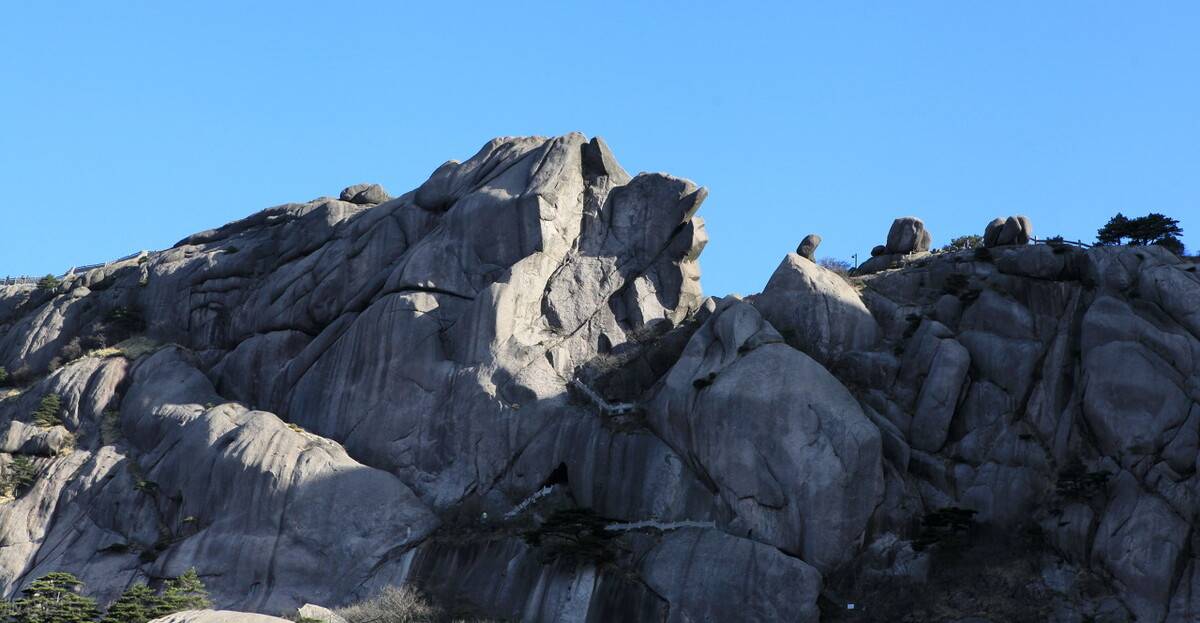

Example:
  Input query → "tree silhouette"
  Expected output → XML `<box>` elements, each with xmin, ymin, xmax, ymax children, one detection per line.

<box><xmin>1097</xmin><ymin>212</ymin><xmax>1185</xmax><ymax>255</ymax></box>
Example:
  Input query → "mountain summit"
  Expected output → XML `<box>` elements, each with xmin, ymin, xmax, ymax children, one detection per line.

<box><xmin>2</xmin><ymin>135</ymin><xmax>1198</xmax><ymax>622</ymax></box>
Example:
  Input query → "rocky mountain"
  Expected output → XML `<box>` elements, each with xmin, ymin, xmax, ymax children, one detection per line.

<box><xmin>1</xmin><ymin>134</ymin><xmax>1198</xmax><ymax>622</ymax></box>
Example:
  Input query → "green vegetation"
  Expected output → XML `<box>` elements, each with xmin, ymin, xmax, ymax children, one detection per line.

<box><xmin>0</xmin><ymin>367</ymin><xmax>8</xmax><ymax>387</ymax></box>
<box><xmin>522</xmin><ymin>507</ymin><xmax>616</xmax><ymax>565</ymax></box>
<box><xmin>0</xmin><ymin>569</ymin><xmax>210</xmax><ymax>623</ymax></box>
<box><xmin>1097</xmin><ymin>212</ymin><xmax>1185</xmax><ymax>255</ymax></box>
<box><xmin>36</xmin><ymin>274</ymin><xmax>61</xmax><ymax>291</ymax></box>
<box><xmin>99</xmin><ymin>584</ymin><xmax>163</xmax><ymax>623</ymax></box>
<box><xmin>159</xmin><ymin>568</ymin><xmax>211</xmax><ymax>610</ymax></box>
<box><xmin>939</xmin><ymin>234</ymin><xmax>983</xmax><ymax>252</ymax></box>
<box><xmin>912</xmin><ymin>506</ymin><xmax>978</xmax><ymax>552</ymax></box>
<box><xmin>6</xmin><ymin>572</ymin><xmax>100</xmax><ymax>622</ymax></box>
<box><xmin>2</xmin><ymin>455</ymin><xmax>37</xmax><ymax>499</ymax></box>
<box><xmin>31</xmin><ymin>394</ymin><xmax>63</xmax><ymax>428</ymax></box>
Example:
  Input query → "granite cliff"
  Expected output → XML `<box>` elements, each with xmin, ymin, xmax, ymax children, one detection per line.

<box><xmin>1</xmin><ymin>134</ymin><xmax>1198</xmax><ymax>622</ymax></box>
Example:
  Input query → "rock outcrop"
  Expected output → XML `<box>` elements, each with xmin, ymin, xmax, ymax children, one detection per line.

<box><xmin>797</xmin><ymin>233</ymin><xmax>821</xmax><ymax>260</ymax></box>
<box><xmin>985</xmin><ymin>215</ymin><xmax>1034</xmax><ymax>247</ymax></box>
<box><xmin>2</xmin><ymin>134</ymin><xmax>1199</xmax><ymax>622</ymax></box>
<box><xmin>885</xmin><ymin>216</ymin><xmax>932</xmax><ymax>255</ymax></box>
<box><xmin>854</xmin><ymin>216</ymin><xmax>934</xmax><ymax>275</ymax></box>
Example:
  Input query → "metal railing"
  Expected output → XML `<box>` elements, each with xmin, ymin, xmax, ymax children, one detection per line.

<box><xmin>1031</xmin><ymin>237</ymin><xmax>1092</xmax><ymax>248</ymax></box>
<box><xmin>2</xmin><ymin>250</ymin><xmax>149</xmax><ymax>285</ymax></box>
<box><xmin>570</xmin><ymin>379</ymin><xmax>635</xmax><ymax>416</ymax></box>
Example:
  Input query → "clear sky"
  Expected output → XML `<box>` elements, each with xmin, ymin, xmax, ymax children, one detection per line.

<box><xmin>2</xmin><ymin>2</ymin><xmax>1197</xmax><ymax>297</ymax></box>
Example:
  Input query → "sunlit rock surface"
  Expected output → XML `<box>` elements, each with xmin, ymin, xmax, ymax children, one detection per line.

<box><xmin>2</xmin><ymin>134</ymin><xmax>1198</xmax><ymax>622</ymax></box>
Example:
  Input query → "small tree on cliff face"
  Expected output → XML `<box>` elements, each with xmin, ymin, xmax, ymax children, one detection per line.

<box><xmin>1097</xmin><ymin>212</ymin><xmax>1185</xmax><ymax>255</ymax></box>
<box><xmin>36</xmin><ymin>274</ymin><xmax>60</xmax><ymax>291</ymax></box>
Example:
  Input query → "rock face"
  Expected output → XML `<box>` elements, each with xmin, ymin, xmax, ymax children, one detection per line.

<box><xmin>753</xmin><ymin>253</ymin><xmax>878</xmax><ymax>366</ymax></box>
<box><xmin>2</xmin><ymin>134</ymin><xmax>1199</xmax><ymax>622</ymax></box>
<box><xmin>855</xmin><ymin>216</ymin><xmax>934</xmax><ymax>275</ymax></box>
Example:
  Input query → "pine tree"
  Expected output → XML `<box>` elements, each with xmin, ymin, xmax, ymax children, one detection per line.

<box><xmin>1096</xmin><ymin>212</ymin><xmax>1185</xmax><ymax>255</ymax></box>
<box><xmin>36</xmin><ymin>275</ymin><xmax>60</xmax><ymax>292</ymax></box>
<box><xmin>11</xmin><ymin>572</ymin><xmax>100</xmax><ymax>623</ymax></box>
<box><xmin>100</xmin><ymin>583</ymin><xmax>166</xmax><ymax>623</ymax></box>
<box><xmin>31</xmin><ymin>394</ymin><xmax>63</xmax><ymax>428</ymax></box>
<box><xmin>160</xmin><ymin>568</ymin><xmax>210</xmax><ymax>611</ymax></box>
<box><xmin>2</xmin><ymin>455</ymin><xmax>38</xmax><ymax>498</ymax></box>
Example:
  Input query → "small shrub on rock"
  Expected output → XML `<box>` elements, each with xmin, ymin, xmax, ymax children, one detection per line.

<box><xmin>939</xmin><ymin>234</ymin><xmax>983</xmax><ymax>252</ymax></box>
<box><xmin>36</xmin><ymin>274</ymin><xmax>61</xmax><ymax>291</ymax></box>
<box><xmin>523</xmin><ymin>507</ymin><xmax>617</xmax><ymax>565</ymax></box>
<box><xmin>913</xmin><ymin>507</ymin><xmax>977</xmax><ymax>552</ymax></box>
<box><xmin>336</xmin><ymin>585</ymin><xmax>439</xmax><ymax>623</ymax></box>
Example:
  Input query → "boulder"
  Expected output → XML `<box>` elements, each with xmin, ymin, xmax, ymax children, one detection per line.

<box><xmin>753</xmin><ymin>252</ymin><xmax>878</xmax><ymax>365</ymax></box>
<box><xmin>647</xmin><ymin>298</ymin><xmax>883</xmax><ymax>571</ymax></box>
<box><xmin>985</xmin><ymin>215</ymin><xmax>1033</xmax><ymax>247</ymax></box>
<box><xmin>909</xmin><ymin>338</ymin><xmax>970</xmax><ymax>452</ymax></box>
<box><xmin>885</xmin><ymin>216</ymin><xmax>931</xmax><ymax>254</ymax></box>
<box><xmin>796</xmin><ymin>234</ymin><xmax>821</xmax><ymax>260</ymax></box>
<box><xmin>338</xmin><ymin>183</ymin><xmax>390</xmax><ymax>205</ymax></box>
<box><xmin>871</xmin><ymin>244</ymin><xmax>887</xmax><ymax>257</ymax></box>
<box><xmin>295</xmin><ymin>604</ymin><xmax>347</xmax><ymax>623</ymax></box>
<box><xmin>983</xmin><ymin>217</ymin><xmax>1006</xmax><ymax>247</ymax></box>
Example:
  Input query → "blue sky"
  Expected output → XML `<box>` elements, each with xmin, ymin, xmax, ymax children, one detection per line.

<box><xmin>2</xmin><ymin>2</ymin><xmax>1197</xmax><ymax>296</ymax></box>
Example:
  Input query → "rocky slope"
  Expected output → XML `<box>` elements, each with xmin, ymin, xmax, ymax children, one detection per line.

<box><xmin>2</xmin><ymin>134</ymin><xmax>1199</xmax><ymax>622</ymax></box>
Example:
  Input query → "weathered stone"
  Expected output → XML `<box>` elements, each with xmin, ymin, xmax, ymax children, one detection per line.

<box><xmin>648</xmin><ymin>297</ymin><xmax>883</xmax><ymax>571</ymax></box>
<box><xmin>985</xmin><ymin>215</ymin><xmax>1034</xmax><ymax>247</ymax></box>
<box><xmin>641</xmin><ymin>529</ymin><xmax>821</xmax><ymax>623</ymax></box>
<box><xmin>983</xmin><ymin>217</ymin><xmax>1006</xmax><ymax>247</ymax></box>
<box><xmin>909</xmin><ymin>338</ymin><xmax>970</xmax><ymax>452</ymax></box>
<box><xmin>338</xmin><ymin>183</ymin><xmax>390</xmax><ymax>205</ymax></box>
<box><xmin>796</xmin><ymin>233</ymin><xmax>821</xmax><ymax>260</ymax></box>
<box><xmin>295</xmin><ymin>604</ymin><xmax>346</xmax><ymax>623</ymax></box>
<box><xmin>752</xmin><ymin>253</ymin><xmax>878</xmax><ymax>365</ymax></box>
<box><xmin>885</xmin><ymin>216</ymin><xmax>931</xmax><ymax>254</ymax></box>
